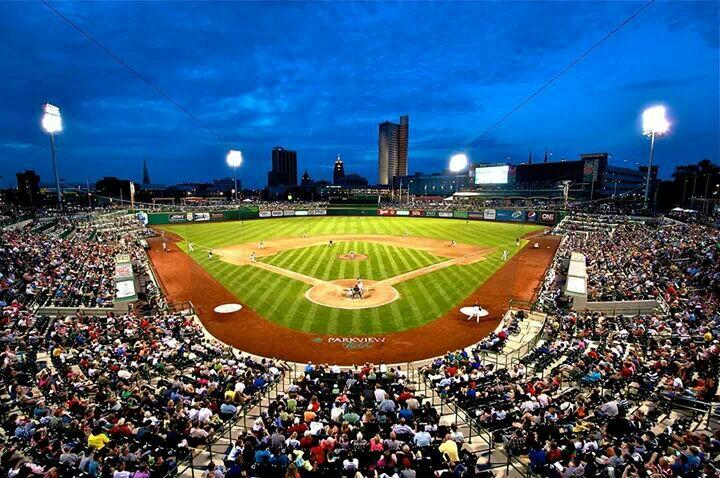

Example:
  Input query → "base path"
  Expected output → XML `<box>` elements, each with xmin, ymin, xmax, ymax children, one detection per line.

<box><xmin>148</xmin><ymin>233</ymin><xmax>560</xmax><ymax>364</ymax></box>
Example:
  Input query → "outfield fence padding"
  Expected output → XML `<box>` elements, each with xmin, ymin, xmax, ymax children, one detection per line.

<box><xmin>142</xmin><ymin>206</ymin><xmax>564</xmax><ymax>225</ymax></box>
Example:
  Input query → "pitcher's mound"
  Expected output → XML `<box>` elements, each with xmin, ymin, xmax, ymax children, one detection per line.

<box><xmin>305</xmin><ymin>279</ymin><xmax>399</xmax><ymax>309</ymax></box>
<box><xmin>337</xmin><ymin>253</ymin><xmax>369</xmax><ymax>261</ymax></box>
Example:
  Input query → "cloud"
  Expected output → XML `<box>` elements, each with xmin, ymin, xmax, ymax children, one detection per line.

<box><xmin>0</xmin><ymin>1</ymin><xmax>716</xmax><ymax>186</ymax></box>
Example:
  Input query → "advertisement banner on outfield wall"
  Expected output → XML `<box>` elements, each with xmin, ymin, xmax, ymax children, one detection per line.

<box><xmin>468</xmin><ymin>212</ymin><xmax>483</xmax><ymax>220</ymax></box>
<box><xmin>452</xmin><ymin>211</ymin><xmax>469</xmax><ymax>219</ymax></box>
<box><xmin>211</xmin><ymin>212</ymin><xmax>225</xmax><ymax>221</ymax></box>
<box><xmin>495</xmin><ymin>209</ymin><xmax>512</xmax><ymax>221</ymax></box>
<box><xmin>259</xmin><ymin>210</ymin><xmax>272</xmax><ymax>218</ymax></box>
<box><xmin>168</xmin><ymin>213</ymin><xmax>187</xmax><ymax>223</ymax></box>
<box><xmin>540</xmin><ymin>211</ymin><xmax>556</xmax><ymax>224</ymax></box>
<box><xmin>378</xmin><ymin>209</ymin><xmax>396</xmax><ymax>216</ymax></box>
<box><xmin>308</xmin><ymin>209</ymin><xmax>327</xmax><ymax>216</ymax></box>
<box><xmin>438</xmin><ymin>211</ymin><xmax>453</xmax><ymax>218</ymax></box>
<box><xmin>271</xmin><ymin>210</ymin><xmax>283</xmax><ymax>217</ymax></box>
<box><xmin>396</xmin><ymin>210</ymin><xmax>410</xmax><ymax>216</ymax></box>
<box><xmin>283</xmin><ymin>210</ymin><xmax>295</xmax><ymax>216</ymax></box>
<box><xmin>424</xmin><ymin>211</ymin><xmax>437</xmax><ymax>217</ymax></box>
<box><xmin>526</xmin><ymin>211</ymin><xmax>538</xmax><ymax>222</ymax></box>
<box><xmin>483</xmin><ymin>209</ymin><xmax>496</xmax><ymax>220</ymax></box>
<box><xmin>193</xmin><ymin>212</ymin><xmax>210</xmax><ymax>222</ymax></box>
<box><xmin>410</xmin><ymin>210</ymin><xmax>423</xmax><ymax>216</ymax></box>
<box><xmin>294</xmin><ymin>210</ymin><xmax>308</xmax><ymax>216</ymax></box>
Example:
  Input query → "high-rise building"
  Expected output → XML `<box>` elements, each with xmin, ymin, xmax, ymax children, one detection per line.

<box><xmin>16</xmin><ymin>170</ymin><xmax>40</xmax><ymax>207</ymax></box>
<box><xmin>398</xmin><ymin>115</ymin><xmax>409</xmax><ymax>178</ymax></box>
<box><xmin>142</xmin><ymin>159</ymin><xmax>151</xmax><ymax>185</ymax></box>
<box><xmin>333</xmin><ymin>154</ymin><xmax>345</xmax><ymax>185</ymax></box>
<box><xmin>267</xmin><ymin>146</ymin><xmax>298</xmax><ymax>188</ymax></box>
<box><xmin>378</xmin><ymin>115</ymin><xmax>409</xmax><ymax>185</ymax></box>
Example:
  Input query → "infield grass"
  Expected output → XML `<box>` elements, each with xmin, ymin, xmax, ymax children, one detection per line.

<box><xmin>162</xmin><ymin>217</ymin><xmax>543</xmax><ymax>335</ymax></box>
<box><xmin>262</xmin><ymin>241</ymin><xmax>444</xmax><ymax>281</ymax></box>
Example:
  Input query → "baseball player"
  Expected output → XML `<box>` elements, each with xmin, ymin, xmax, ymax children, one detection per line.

<box><xmin>161</xmin><ymin>242</ymin><xmax>167</xmax><ymax>253</ymax></box>
<box><xmin>188</xmin><ymin>242</ymin><xmax>195</xmax><ymax>253</ymax></box>
<box><xmin>502</xmin><ymin>249</ymin><xmax>508</xmax><ymax>261</ymax></box>
<box><xmin>250</xmin><ymin>251</ymin><xmax>257</xmax><ymax>263</ymax></box>
<box><xmin>259</xmin><ymin>240</ymin><xmax>264</xmax><ymax>249</ymax></box>
<box><xmin>208</xmin><ymin>249</ymin><xmax>213</xmax><ymax>261</ymax></box>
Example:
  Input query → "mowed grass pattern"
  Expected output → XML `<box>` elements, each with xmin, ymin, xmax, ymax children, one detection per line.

<box><xmin>262</xmin><ymin>241</ymin><xmax>444</xmax><ymax>281</ymax></box>
<box><xmin>164</xmin><ymin>217</ymin><xmax>543</xmax><ymax>335</ymax></box>
<box><xmin>161</xmin><ymin>216</ymin><xmax>541</xmax><ymax>249</ymax></box>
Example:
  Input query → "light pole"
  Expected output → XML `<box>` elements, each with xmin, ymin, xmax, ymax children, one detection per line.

<box><xmin>449</xmin><ymin>153</ymin><xmax>469</xmax><ymax>194</ymax></box>
<box><xmin>641</xmin><ymin>105</ymin><xmax>670</xmax><ymax>208</ymax></box>
<box><xmin>226</xmin><ymin>150</ymin><xmax>243</xmax><ymax>202</ymax></box>
<box><xmin>41</xmin><ymin>103</ymin><xmax>63</xmax><ymax>209</ymax></box>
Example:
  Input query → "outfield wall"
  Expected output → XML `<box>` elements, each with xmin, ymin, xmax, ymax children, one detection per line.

<box><xmin>142</xmin><ymin>207</ymin><xmax>565</xmax><ymax>225</ymax></box>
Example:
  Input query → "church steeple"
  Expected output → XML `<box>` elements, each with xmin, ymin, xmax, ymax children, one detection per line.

<box><xmin>142</xmin><ymin>159</ymin><xmax>151</xmax><ymax>185</ymax></box>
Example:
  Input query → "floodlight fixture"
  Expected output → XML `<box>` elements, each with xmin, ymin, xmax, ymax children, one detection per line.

<box><xmin>642</xmin><ymin>105</ymin><xmax>670</xmax><ymax>137</ymax></box>
<box><xmin>449</xmin><ymin>153</ymin><xmax>468</xmax><ymax>173</ymax></box>
<box><xmin>226</xmin><ymin>150</ymin><xmax>243</xmax><ymax>201</ymax></box>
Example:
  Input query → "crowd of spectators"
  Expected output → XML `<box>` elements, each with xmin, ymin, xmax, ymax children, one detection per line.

<box><xmin>423</xmin><ymin>216</ymin><xmax>720</xmax><ymax>477</ymax></box>
<box><xmin>559</xmin><ymin>220</ymin><xmax>719</xmax><ymax>302</ymax></box>
<box><xmin>0</xmin><ymin>211</ymin><xmax>287</xmax><ymax>478</ymax></box>
<box><xmin>217</xmin><ymin>362</ymin><xmax>479</xmax><ymax>477</ymax></box>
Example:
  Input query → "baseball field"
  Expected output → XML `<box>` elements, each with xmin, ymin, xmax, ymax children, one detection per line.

<box><xmin>159</xmin><ymin>216</ymin><xmax>544</xmax><ymax>336</ymax></box>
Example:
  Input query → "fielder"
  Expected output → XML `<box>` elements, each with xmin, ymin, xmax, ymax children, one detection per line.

<box><xmin>188</xmin><ymin>242</ymin><xmax>195</xmax><ymax>253</ymax></box>
<box><xmin>250</xmin><ymin>251</ymin><xmax>257</xmax><ymax>263</ymax></box>
<box><xmin>450</xmin><ymin>240</ymin><xmax>457</xmax><ymax>247</ymax></box>
<box><xmin>208</xmin><ymin>250</ymin><xmax>213</xmax><ymax>261</ymax></box>
<box><xmin>161</xmin><ymin>242</ymin><xmax>167</xmax><ymax>253</ymax></box>
<box><xmin>502</xmin><ymin>249</ymin><xmax>508</xmax><ymax>261</ymax></box>
<box><xmin>259</xmin><ymin>240</ymin><xmax>264</xmax><ymax>249</ymax></box>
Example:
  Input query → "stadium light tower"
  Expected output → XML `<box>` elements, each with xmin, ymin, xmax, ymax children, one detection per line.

<box><xmin>41</xmin><ymin>103</ymin><xmax>63</xmax><ymax>209</ymax></box>
<box><xmin>226</xmin><ymin>150</ymin><xmax>243</xmax><ymax>201</ymax></box>
<box><xmin>449</xmin><ymin>153</ymin><xmax>468</xmax><ymax>194</ymax></box>
<box><xmin>641</xmin><ymin>105</ymin><xmax>670</xmax><ymax>208</ymax></box>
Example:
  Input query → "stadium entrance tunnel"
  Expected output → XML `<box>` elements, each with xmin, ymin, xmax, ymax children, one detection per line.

<box><xmin>305</xmin><ymin>279</ymin><xmax>399</xmax><ymax>309</ymax></box>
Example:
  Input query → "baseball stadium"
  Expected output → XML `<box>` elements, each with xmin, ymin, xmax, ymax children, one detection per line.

<box><xmin>2</xmin><ymin>2</ymin><xmax>720</xmax><ymax>478</ymax></box>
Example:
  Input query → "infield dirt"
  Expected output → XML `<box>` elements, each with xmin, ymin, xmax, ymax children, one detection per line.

<box><xmin>148</xmin><ymin>231</ymin><xmax>559</xmax><ymax>364</ymax></box>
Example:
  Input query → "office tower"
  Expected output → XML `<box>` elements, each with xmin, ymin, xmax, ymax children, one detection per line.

<box><xmin>333</xmin><ymin>154</ymin><xmax>345</xmax><ymax>185</ymax></box>
<box><xmin>267</xmin><ymin>146</ymin><xmax>298</xmax><ymax>188</ymax></box>
<box><xmin>378</xmin><ymin>115</ymin><xmax>409</xmax><ymax>185</ymax></box>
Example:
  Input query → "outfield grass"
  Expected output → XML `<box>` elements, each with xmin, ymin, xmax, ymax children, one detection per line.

<box><xmin>262</xmin><ymin>241</ymin><xmax>444</xmax><ymax>281</ymax></box>
<box><xmin>163</xmin><ymin>217</ymin><xmax>543</xmax><ymax>335</ymax></box>
<box><xmin>161</xmin><ymin>216</ymin><xmax>539</xmax><ymax>249</ymax></box>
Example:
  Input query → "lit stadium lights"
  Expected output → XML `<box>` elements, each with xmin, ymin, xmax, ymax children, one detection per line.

<box><xmin>41</xmin><ymin>103</ymin><xmax>63</xmax><ymax>209</ymax></box>
<box><xmin>226</xmin><ymin>149</ymin><xmax>243</xmax><ymax>168</ymax></box>
<box><xmin>226</xmin><ymin>150</ymin><xmax>243</xmax><ymax>201</ymax></box>
<box><xmin>642</xmin><ymin>105</ymin><xmax>670</xmax><ymax>137</ymax></box>
<box><xmin>41</xmin><ymin>103</ymin><xmax>62</xmax><ymax>133</ymax></box>
<box><xmin>449</xmin><ymin>153</ymin><xmax>468</xmax><ymax>172</ymax></box>
<box><xmin>640</xmin><ymin>105</ymin><xmax>670</xmax><ymax>208</ymax></box>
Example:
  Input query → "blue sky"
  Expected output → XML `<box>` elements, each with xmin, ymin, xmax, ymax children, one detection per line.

<box><xmin>0</xmin><ymin>1</ymin><xmax>717</xmax><ymax>188</ymax></box>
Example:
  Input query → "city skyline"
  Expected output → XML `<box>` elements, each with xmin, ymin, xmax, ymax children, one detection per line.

<box><xmin>0</xmin><ymin>2</ymin><xmax>718</xmax><ymax>188</ymax></box>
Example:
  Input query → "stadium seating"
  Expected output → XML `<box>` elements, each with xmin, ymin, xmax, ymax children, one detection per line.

<box><xmin>0</xmin><ymin>206</ymin><xmax>718</xmax><ymax>478</ymax></box>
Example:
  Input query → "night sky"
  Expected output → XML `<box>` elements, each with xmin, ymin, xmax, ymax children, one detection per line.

<box><xmin>0</xmin><ymin>1</ymin><xmax>718</xmax><ymax>189</ymax></box>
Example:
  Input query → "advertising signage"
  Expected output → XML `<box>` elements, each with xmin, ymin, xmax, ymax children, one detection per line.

<box><xmin>540</xmin><ymin>211</ymin><xmax>556</xmax><ymax>224</ymax></box>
